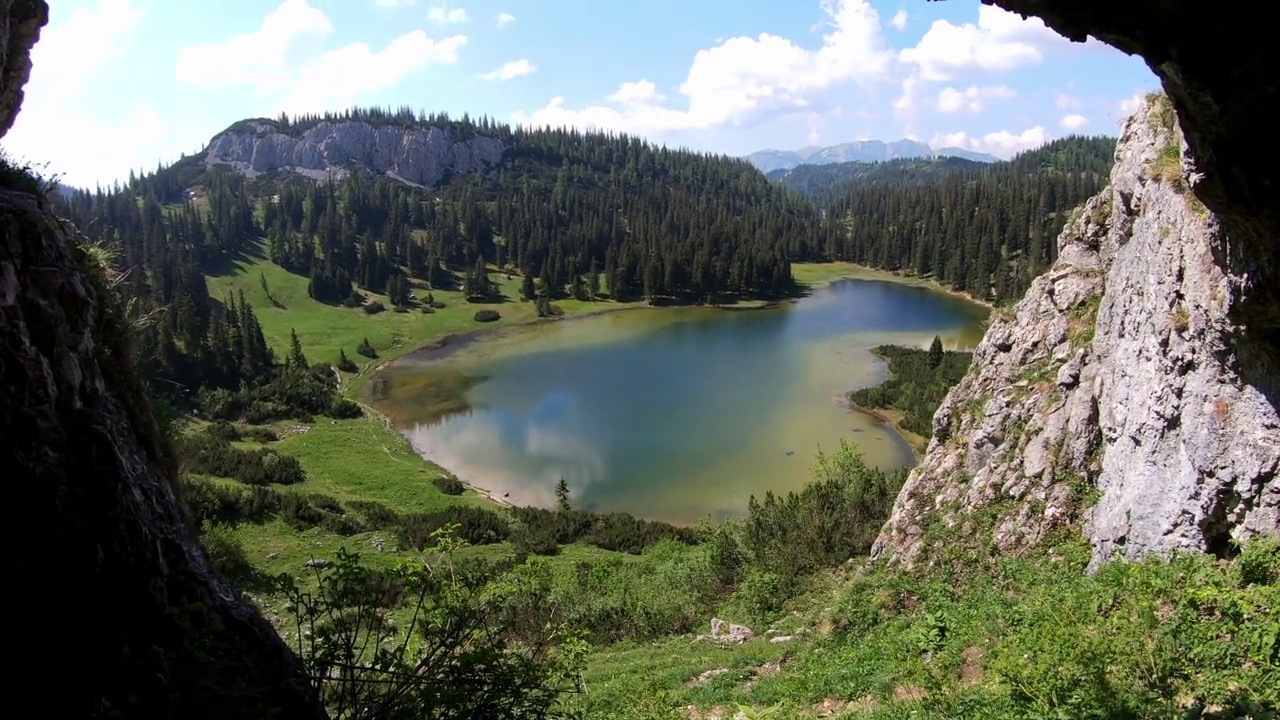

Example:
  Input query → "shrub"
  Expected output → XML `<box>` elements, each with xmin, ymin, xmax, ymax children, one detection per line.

<box><xmin>363</xmin><ymin>301</ymin><xmax>385</xmax><ymax>315</ymax></box>
<box><xmin>328</xmin><ymin>398</ymin><xmax>363</xmax><ymax>418</ymax></box>
<box><xmin>279</xmin><ymin>542</ymin><xmax>584</xmax><ymax>720</ymax></box>
<box><xmin>200</xmin><ymin>521</ymin><xmax>255</xmax><ymax>584</ymax></box>
<box><xmin>474</xmin><ymin>309</ymin><xmax>501</xmax><ymax>323</ymax></box>
<box><xmin>356</xmin><ymin>338</ymin><xmax>378</xmax><ymax>359</ymax></box>
<box><xmin>432</xmin><ymin>474</ymin><xmax>466</xmax><ymax>495</ymax></box>
<box><xmin>179</xmin><ymin>432</ymin><xmax>306</xmax><ymax>486</ymax></box>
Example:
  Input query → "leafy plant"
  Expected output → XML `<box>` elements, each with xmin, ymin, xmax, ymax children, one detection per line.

<box><xmin>278</xmin><ymin>526</ymin><xmax>587</xmax><ymax>719</ymax></box>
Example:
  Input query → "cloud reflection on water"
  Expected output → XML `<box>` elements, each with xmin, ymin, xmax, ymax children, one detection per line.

<box><xmin>404</xmin><ymin>389</ymin><xmax>608</xmax><ymax>508</ymax></box>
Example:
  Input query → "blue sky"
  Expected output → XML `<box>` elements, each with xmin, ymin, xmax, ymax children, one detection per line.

<box><xmin>4</xmin><ymin>0</ymin><xmax>1157</xmax><ymax>187</ymax></box>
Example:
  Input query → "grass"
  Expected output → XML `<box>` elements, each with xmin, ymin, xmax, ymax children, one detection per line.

<box><xmin>270</xmin><ymin>417</ymin><xmax>490</xmax><ymax>513</ymax></box>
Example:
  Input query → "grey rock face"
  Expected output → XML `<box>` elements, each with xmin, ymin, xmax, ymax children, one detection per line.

<box><xmin>205</xmin><ymin>120</ymin><xmax>505</xmax><ymax>187</ymax></box>
<box><xmin>871</xmin><ymin>94</ymin><xmax>1279</xmax><ymax>569</ymax></box>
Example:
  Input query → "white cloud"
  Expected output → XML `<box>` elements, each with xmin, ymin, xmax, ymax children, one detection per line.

<box><xmin>930</xmin><ymin>125</ymin><xmax>1050</xmax><ymax>158</ymax></box>
<box><xmin>277</xmin><ymin>31</ymin><xmax>466</xmax><ymax>114</ymax></box>
<box><xmin>608</xmin><ymin>80</ymin><xmax>666</xmax><ymax>105</ymax></box>
<box><xmin>1060</xmin><ymin>113</ymin><xmax>1088</xmax><ymax>131</ymax></box>
<box><xmin>890</xmin><ymin>10</ymin><xmax>907</xmax><ymax>30</ymax></box>
<box><xmin>479</xmin><ymin>58</ymin><xmax>536</xmax><ymax>81</ymax></box>
<box><xmin>174</xmin><ymin>1</ymin><xmax>464</xmax><ymax>116</ymax></box>
<box><xmin>497</xmin><ymin>11</ymin><xmax>515</xmax><ymax>27</ymax></box>
<box><xmin>4</xmin><ymin>0</ymin><xmax>180</xmax><ymax>187</ymax></box>
<box><xmin>899</xmin><ymin>5</ymin><xmax>1062</xmax><ymax>82</ymax></box>
<box><xmin>935</xmin><ymin>84</ymin><xmax>1015</xmax><ymax>114</ymax></box>
<box><xmin>514</xmin><ymin>0</ymin><xmax>893</xmax><ymax>135</ymax></box>
<box><xmin>427</xmin><ymin>6</ymin><xmax>469</xmax><ymax>23</ymax></box>
<box><xmin>176</xmin><ymin>0</ymin><xmax>332</xmax><ymax>95</ymax></box>
<box><xmin>1119</xmin><ymin>91</ymin><xmax>1145</xmax><ymax>117</ymax></box>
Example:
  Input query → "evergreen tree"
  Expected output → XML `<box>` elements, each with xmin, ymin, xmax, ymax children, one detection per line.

<box><xmin>288</xmin><ymin>328</ymin><xmax>308</xmax><ymax>369</ymax></box>
<box><xmin>555</xmin><ymin>478</ymin><xmax>571</xmax><ymax>512</ymax></box>
<box><xmin>928</xmin><ymin>335</ymin><xmax>944</xmax><ymax>369</ymax></box>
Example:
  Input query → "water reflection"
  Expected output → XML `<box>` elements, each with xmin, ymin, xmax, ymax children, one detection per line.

<box><xmin>379</xmin><ymin>279</ymin><xmax>989</xmax><ymax>523</ymax></box>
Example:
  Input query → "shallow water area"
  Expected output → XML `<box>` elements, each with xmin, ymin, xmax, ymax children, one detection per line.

<box><xmin>371</xmin><ymin>279</ymin><xmax>988</xmax><ymax>524</ymax></box>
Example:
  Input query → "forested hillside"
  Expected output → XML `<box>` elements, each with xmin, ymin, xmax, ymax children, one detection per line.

<box><xmin>128</xmin><ymin>108</ymin><xmax>811</xmax><ymax>307</ymax></box>
<box><xmin>791</xmin><ymin>136</ymin><xmax>1117</xmax><ymax>303</ymax></box>
<box><xmin>768</xmin><ymin>156</ymin><xmax>982</xmax><ymax>201</ymax></box>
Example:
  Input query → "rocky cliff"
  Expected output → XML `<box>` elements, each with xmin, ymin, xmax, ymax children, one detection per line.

<box><xmin>872</xmin><ymin>93</ymin><xmax>1279</xmax><ymax>568</ymax></box>
<box><xmin>205</xmin><ymin>119</ymin><xmax>505</xmax><ymax>187</ymax></box>
<box><xmin>2</xmin><ymin>1</ymin><xmax>320</xmax><ymax>717</ymax></box>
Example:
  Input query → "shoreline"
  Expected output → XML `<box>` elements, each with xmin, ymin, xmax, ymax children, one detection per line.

<box><xmin>357</xmin><ymin>264</ymin><xmax>984</xmax><ymax>507</ymax></box>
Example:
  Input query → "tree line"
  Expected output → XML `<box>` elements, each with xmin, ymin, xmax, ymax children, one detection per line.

<box><xmin>782</xmin><ymin>135</ymin><xmax>1118</xmax><ymax>303</ymax></box>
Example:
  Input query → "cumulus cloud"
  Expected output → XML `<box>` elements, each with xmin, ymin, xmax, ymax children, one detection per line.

<box><xmin>1119</xmin><ymin>91</ymin><xmax>1146</xmax><ymax>117</ymax></box>
<box><xmin>176</xmin><ymin>0</ymin><xmax>332</xmax><ymax>95</ymax></box>
<box><xmin>930</xmin><ymin>125</ymin><xmax>1050</xmax><ymax>158</ymax></box>
<box><xmin>427</xmin><ymin>6</ymin><xmax>469</xmax><ymax>23</ymax></box>
<box><xmin>277</xmin><ymin>32</ymin><xmax>465</xmax><ymax>114</ymax></box>
<box><xmin>175</xmin><ymin>0</ymin><xmax>463</xmax><ymax>116</ymax></box>
<box><xmin>479</xmin><ymin>58</ymin><xmax>536</xmax><ymax>81</ymax></box>
<box><xmin>4</xmin><ymin>0</ymin><xmax>183</xmax><ymax>187</ymax></box>
<box><xmin>514</xmin><ymin>0</ymin><xmax>893</xmax><ymax>135</ymax></box>
<box><xmin>890</xmin><ymin>10</ymin><xmax>907</xmax><ymax>30</ymax></box>
<box><xmin>497</xmin><ymin>12</ymin><xmax>515</xmax><ymax>27</ymax></box>
<box><xmin>935</xmin><ymin>84</ymin><xmax>1015</xmax><ymax>114</ymax></box>
<box><xmin>1060</xmin><ymin>113</ymin><xmax>1088</xmax><ymax>131</ymax></box>
<box><xmin>899</xmin><ymin>5</ymin><xmax>1062</xmax><ymax>82</ymax></box>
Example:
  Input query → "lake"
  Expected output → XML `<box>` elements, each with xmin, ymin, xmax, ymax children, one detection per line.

<box><xmin>369</xmin><ymin>278</ymin><xmax>989</xmax><ymax>524</ymax></box>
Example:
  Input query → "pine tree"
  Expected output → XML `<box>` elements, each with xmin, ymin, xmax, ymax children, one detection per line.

<box><xmin>928</xmin><ymin>335</ymin><xmax>944</xmax><ymax>369</ymax></box>
<box><xmin>555</xmin><ymin>477</ymin><xmax>571</xmax><ymax>511</ymax></box>
<box><xmin>288</xmin><ymin>328</ymin><xmax>308</xmax><ymax>369</ymax></box>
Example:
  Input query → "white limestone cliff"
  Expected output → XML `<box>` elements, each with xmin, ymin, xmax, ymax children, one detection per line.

<box><xmin>871</xmin><ymin>94</ymin><xmax>1280</xmax><ymax>569</ymax></box>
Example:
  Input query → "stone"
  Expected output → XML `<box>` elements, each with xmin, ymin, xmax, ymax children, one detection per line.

<box><xmin>708</xmin><ymin>618</ymin><xmax>754</xmax><ymax>644</ymax></box>
<box><xmin>204</xmin><ymin>120</ymin><xmax>505</xmax><ymax>188</ymax></box>
<box><xmin>769</xmin><ymin>635</ymin><xmax>794</xmax><ymax>644</ymax></box>
<box><xmin>872</xmin><ymin>93</ymin><xmax>1280</xmax><ymax>569</ymax></box>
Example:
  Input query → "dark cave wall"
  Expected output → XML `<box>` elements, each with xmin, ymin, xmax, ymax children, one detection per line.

<box><xmin>0</xmin><ymin>1</ymin><xmax>321</xmax><ymax>717</ymax></box>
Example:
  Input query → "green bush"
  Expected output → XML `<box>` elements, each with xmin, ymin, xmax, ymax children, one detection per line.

<box><xmin>474</xmin><ymin>309</ymin><xmax>501</xmax><ymax>323</ymax></box>
<box><xmin>432</xmin><ymin>474</ymin><xmax>466</xmax><ymax>495</ymax></box>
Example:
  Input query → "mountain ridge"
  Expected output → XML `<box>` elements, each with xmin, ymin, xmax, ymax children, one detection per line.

<box><xmin>744</xmin><ymin>139</ymin><xmax>1000</xmax><ymax>173</ymax></box>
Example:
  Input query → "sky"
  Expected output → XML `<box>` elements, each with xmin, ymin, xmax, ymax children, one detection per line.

<box><xmin>3</xmin><ymin>0</ymin><xmax>1158</xmax><ymax>188</ymax></box>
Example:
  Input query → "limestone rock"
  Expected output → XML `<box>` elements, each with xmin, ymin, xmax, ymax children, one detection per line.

<box><xmin>872</xmin><ymin>93</ymin><xmax>1279</xmax><ymax>569</ymax></box>
<box><xmin>204</xmin><ymin>119</ymin><xmax>505</xmax><ymax>187</ymax></box>
<box><xmin>709</xmin><ymin>618</ymin><xmax>754</xmax><ymax>644</ymax></box>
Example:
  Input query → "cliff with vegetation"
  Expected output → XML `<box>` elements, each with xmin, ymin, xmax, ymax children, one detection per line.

<box><xmin>872</xmin><ymin>95</ymin><xmax>1278</xmax><ymax>566</ymax></box>
<box><xmin>206</xmin><ymin>118</ymin><xmax>506</xmax><ymax>186</ymax></box>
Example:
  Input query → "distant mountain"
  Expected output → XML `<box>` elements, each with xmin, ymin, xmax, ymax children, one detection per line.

<box><xmin>768</xmin><ymin>156</ymin><xmax>984</xmax><ymax>199</ymax></box>
<box><xmin>744</xmin><ymin>139</ymin><xmax>997</xmax><ymax>173</ymax></box>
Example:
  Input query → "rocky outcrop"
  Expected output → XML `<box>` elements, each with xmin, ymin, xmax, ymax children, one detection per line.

<box><xmin>2</xmin><ymin>2</ymin><xmax>320</xmax><ymax>716</ymax></box>
<box><xmin>871</xmin><ymin>94</ymin><xmax>1279</xmax><ymax>568</ymax></box>
<box><xmin>0</xmin><ymin>0</ymin><xmax>43</xmax><ymax>136</ymax></box>
<box><xmin>206</xmin><ymin>120</ymin><xmax>505</xmax><ymax>187</ymax></box>
<box><xmin>985</xmin><ymin>0</ymin><xmax>1279</xmax><ymax>390</ymax></box>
